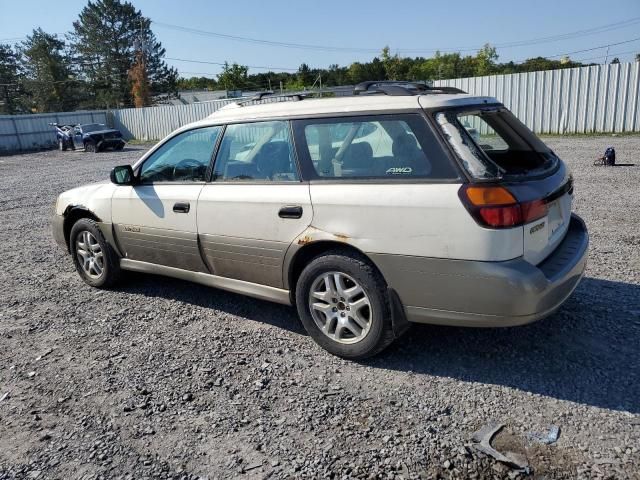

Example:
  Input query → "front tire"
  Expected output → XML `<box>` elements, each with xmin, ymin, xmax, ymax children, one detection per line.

<box><xmin>84</xmin><ymin>141</ymin><xmax>96</xmax><ymax>153</ymax></box>
<box><xmin>59</xmin><ymin>139</ymin><xmax>67</xmax><ymax>151</ymax></box>
<box><xmin>69</xmin><ymin>219</ymin><xmax>121</xmax><ymax>288</ymax></box>
<box><xmin>295</xmin><ymin>251</ymin><xmax>394</xmax><ymax>359</ymax></box>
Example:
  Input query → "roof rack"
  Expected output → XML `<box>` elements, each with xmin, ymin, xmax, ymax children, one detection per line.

<box><xmin>353</xmin><ymin>81</ymin><xmax>466</xmax><ymax>96</ymax></box>
<box><xmin>235</xmin><ymin>91</ymin><xmax>313</xmax><ymax>107</ymax></box>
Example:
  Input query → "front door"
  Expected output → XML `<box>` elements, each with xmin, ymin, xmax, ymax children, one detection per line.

<box><xmin>111</xmin><ymin>126</ymin><xmax>222</xmax><ymax>272</ymax></box>
<box><xmin>197</xmin><ymin>120</ymin><xmax>312</xmax><ymax>288</ymax></box>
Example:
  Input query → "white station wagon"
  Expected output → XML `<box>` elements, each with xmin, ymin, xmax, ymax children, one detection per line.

<box><xmin>52</xmin><ymin>81</ymin><xmax>589</xmax><ymax>358</ymax></box>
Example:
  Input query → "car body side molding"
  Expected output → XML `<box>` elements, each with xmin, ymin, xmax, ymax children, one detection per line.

<box><xmin>119</xmin><ymin>258</ymin><xmax>291</xmax><ymax>305</ymax></box>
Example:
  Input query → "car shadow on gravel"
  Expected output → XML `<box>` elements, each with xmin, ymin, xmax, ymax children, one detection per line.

<box><xmin>366</xmin><ymin>277</ymin><xmax>640</xmax><ymax>413</ymax></box>
<box><xmin>114</xmin><ymin>272</ymin><xmax>306</xmax><ymax>335</ymax></box>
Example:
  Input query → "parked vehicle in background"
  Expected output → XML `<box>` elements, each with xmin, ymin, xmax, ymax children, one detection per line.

<box><xmin>50</xmin><ymin>122</ymin><xmax>125</xmax><ymax>152</ymax></box>
<box><xmin>52</xmin><ymin>82</ymin><xmax>589</xmax><ymax>359</ymax></box>
<box><xmin>73</xmin><ymin>123</ymin><xmax>125</xmax><ymax>152</ymax></box>
<box><xmin>50</xmin><ymin>123</ymin><xmax>76</xmax><ymax>151</ymax></box>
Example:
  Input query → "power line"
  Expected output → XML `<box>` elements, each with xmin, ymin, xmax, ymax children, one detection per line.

<box><xmin>166</xmin><ymin>56</ymin><xmax>298</xmax><ymax>71</ymax></box>
<box><xmin>572</xmin><ymin>49</ymin><xmax>639</xmax><ymax>63</ymax></box>
<box><xmin>153</xmin><ymin>16</ymin><xmax>640</xmax><ymax>55</ymax></box>
<box><xmin>0</xmin><ymin>32</ymin><xmax>67</xmax><ymax>43</ymax></box>
<box><xmin>512</xmin><ymin>36</ymin><xmax>640</xmax><ymax>63</ymax></box>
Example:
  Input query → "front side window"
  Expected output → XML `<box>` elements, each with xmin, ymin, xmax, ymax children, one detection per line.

<box><xmin>213</xmin><ymin>121</ymin><xmax>299</xmax><ymax>182</ymax></box>
<box><xmin>139</xmin><ymin>126</ymin><xmax>221</xmax><ymax>183</ymax></box>
<box><xmin>295</xmin><ymin>114</ymin><xmax>459</xmax><ymax>180</ymax></box>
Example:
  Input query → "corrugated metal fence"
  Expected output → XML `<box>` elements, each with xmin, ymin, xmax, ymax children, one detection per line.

<box><xmin>434</xmin><ymin>62</ymin><xmax>640</xmax><ymax>134</ymax></box>
<box><xmin>111</xmin><ymin>98</ymin><xmax>240</xmax><ymax>141</ymax></box>
<box><xmin>0</xmin><ymin>110</ymin><xmax>109</xmax><ymax>152</ymax></box>
<box><xmin>1</xmin><ymin>63</ymin><xmax>639</xmax><ymax>152</ymax></box>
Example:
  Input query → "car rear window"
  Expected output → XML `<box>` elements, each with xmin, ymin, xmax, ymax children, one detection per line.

<box><xmin>436</xmin><ymin>107</ymin><xmax>557</xmax><ymax>179</ymax></box>
<box><xmin>293</xmin><ymin>114</ymin><xmax>459</xmax><ymax>180</ymax></box>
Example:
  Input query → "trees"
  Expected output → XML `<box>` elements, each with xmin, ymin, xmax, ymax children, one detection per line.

<box><xmin>217</xmin><ymin>62</ymin><xmax>249</xmax><ymax>91</ymax></box>
<box><xmin>18</xmin><ymin>29</ymin><xmax>78</xmax><ymax>113</ymax></box>
<box><xmin>474</xmin><ymin>44</ymin><xmax>498</xmax><ymax>76</ymax></box>
<box><xmin>297</xmin><ymin>63</ymin><xmax>314</xmax><ymax>87</ymax></box>
<box><xmin>70</xmin><ymin>0</ymin><xmax>177</xmax><ymax>108</ymax></box>
<box><xmin>0</xmin><ymin>44</ymin><xmax>22</xmax><ymax>114</ymax></box>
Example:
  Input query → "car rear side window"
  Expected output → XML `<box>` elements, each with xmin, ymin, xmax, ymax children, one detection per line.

<box><xmin>213</xmin><ymin>121</ymin><xmax>299</xmax><ymax>182</ymax></box>
<box><xmin>293</xmin><ymin>114</ymin><xmax>459</xmax><ymax>180</ymax></box>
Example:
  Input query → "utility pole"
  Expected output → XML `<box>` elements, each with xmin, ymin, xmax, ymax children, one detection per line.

<box><xmin>268</xmin><ymin>78</ymin><xmax>272</xmax><ymax>91</ymax></box>
<box><xmin>604</xmin><ymin>45</ymin><xmax>610</xmax><ymax>64</ymax></box>
<box><xmin>279</xmin><ymin>80</ymin><xmax>283</xmax><ymax>94</ymax></box>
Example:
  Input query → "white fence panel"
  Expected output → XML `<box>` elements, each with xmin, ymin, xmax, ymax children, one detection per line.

<box><xmin>435</xmin><ymin>62</ymin><xmax>640</xmax><ymax>134</ymax></box>
<box><xmin>111</xmin><ymin>99</ymin><xmax>242</xmax><ymax>141</ymax></box>
<box><xmin>0</xmin><ymin>110</ymin><xmax>108</xmax><ymax>152</ymax></box>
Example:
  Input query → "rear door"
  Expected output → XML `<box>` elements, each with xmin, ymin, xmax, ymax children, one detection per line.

<box><xmin>111</xmin><ymin>126</ymin><xmax>221</xmax><ymax>272</ymax></box>
<box><xmin>196</xmin><ymin>120</ymin><xmax>312</xmax><ymax>288</ymax></box>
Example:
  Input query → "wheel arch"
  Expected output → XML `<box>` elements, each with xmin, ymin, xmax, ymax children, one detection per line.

<box><xmin>285</xmin><ymin>239</ymin><xmax>386</xmax><ymax>300</ymax></box>
<box><xmin>62</xmin><ymin>206</ymin><xmax>102</xmax><ymax>252</ymax></box>
<box><xmin>285</xmin><ymin>238</ymin><xmax>411</xmax><ymax>339</ymax></box>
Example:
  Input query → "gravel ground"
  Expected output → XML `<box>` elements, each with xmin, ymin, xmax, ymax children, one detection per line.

<box><xmin>0</xmin><ymin>136</ymin><xmax>638</xmax><ymax>480</ymax></box>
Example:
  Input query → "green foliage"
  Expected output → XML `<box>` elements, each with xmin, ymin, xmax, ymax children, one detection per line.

<box><xmin>0</xmin><ymin>44</ymin><xmax>23</xmax><ymax>114</ymax></box>
<box><xmin>217</xmin><ymin>62</ymin><xmax>249</xmax><ymax>91</ymax></box>
<box><xmin>18</xmin><ymin>29</ymin><xmax>78</xmax><ymax>113</ymax></box>
<box><xmin>70</xmin><ymin>0</ymin><xmax>177</xmax><ymax>108</ymax></box>
<box><xmin>178</xmin><ymin>42</ymin><xmax>598</xmax><ymax>94</ymax></box>
<box><xmin>176</xmin><ymin>76</ymin><xmax>218</xmax><ymax>90</ymax></box>
<box><xmin>297</xmin><ymin>63</ymin><xmax>314</xmax><ymax>87</ymax></box>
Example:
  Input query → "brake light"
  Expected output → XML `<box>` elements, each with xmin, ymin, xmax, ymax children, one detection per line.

<box><xmin>459</xmin><ymin>185</ymin><xmax>548</xmax><ymax>228</ymax></box>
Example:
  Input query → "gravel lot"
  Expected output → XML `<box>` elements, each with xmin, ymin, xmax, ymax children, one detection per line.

<box><xmin>0</xmin><ymin>136</ymin><xmax>639</xmax><ymax>480</ymax></box>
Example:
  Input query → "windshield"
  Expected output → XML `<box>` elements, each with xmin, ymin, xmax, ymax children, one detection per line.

<box><xmin>436</xmin><ymin>107</ymin><xmax>557</xmax><ymax>179</ymax></box>
<box><xmin>81</xmin><ymin>123</ymin><xmax>106</xmax><ymax>133</ymax></box>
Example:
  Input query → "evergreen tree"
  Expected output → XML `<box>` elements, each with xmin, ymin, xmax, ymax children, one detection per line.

<box><xmin>70</xmin><ymin>0</ymin><xmax>177</xmax><ymax>108</ymax></box>
<box><xmin>0</xmin><ymin>44</ymin><xmax>23</xmax><ymax>114</ymax></box>
<box><xmin>19</xmin><ymin>29</ymin><xmax>78</xmax><ymax>112</ymax></box>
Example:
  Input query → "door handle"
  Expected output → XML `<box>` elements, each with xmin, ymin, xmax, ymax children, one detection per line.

<box><xmin>278</xmin><ymin>205</ymin><xmax>303</xmax><ymax>219</ymax></box>
<box><xmin>173</xmin><ymin>202</ymin><xmax>190</xmax><ymax>213</ymax></box>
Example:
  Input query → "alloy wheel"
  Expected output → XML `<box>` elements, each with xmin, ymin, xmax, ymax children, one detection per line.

<box><xmin>75</xmin><ymin>231</ymin><xmax>104</xmax><ymax>278</ymax></box>
<box><xmin>308</xmin><ymin>271</ymin><xmax>373</xmax><ymax>344</ymax></box>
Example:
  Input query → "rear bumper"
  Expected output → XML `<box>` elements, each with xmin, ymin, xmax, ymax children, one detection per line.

<box><xmin>371</xmin><ymin>214</ymin><xmax>589</xmax><ymax>327</ymax></box>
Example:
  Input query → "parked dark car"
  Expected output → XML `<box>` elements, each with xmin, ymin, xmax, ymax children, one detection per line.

<box><xmin>72</xmin><ymin>123</ymin><xmax>126</xmax><ymax>152</ymax></box>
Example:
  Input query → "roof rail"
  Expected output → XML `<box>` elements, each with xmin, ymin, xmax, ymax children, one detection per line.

<box><xmin>353</xmin><ymin>81</ymin><xmax>466</xmax><ymax>96</ymax></box>
<box><xmin>235</xmin><ymin>91</ymin><xmax>313</xmax><ymax>107</ymax></box>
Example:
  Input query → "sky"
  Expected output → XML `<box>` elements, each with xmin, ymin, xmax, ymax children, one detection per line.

<box><xmin>1</xmin><ymin>0</ymin><xmax>640</xmax><ymax>79</ymax></box>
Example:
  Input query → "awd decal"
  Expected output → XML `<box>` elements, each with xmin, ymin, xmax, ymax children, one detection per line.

<box><xmin>386</xmin><ymin>167</ymin><xmax>413</xmax><ymax>174</ymax></box>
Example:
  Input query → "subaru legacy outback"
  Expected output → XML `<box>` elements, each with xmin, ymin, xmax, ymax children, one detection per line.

<box><xmin>52</xmin><ymin>81</ymin><xmax>588</xmax><ymax>359</ymax></box>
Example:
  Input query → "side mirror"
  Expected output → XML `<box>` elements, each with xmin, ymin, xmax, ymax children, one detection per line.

<box><xmin>110</xmin><ymin>165</ymin><xmax>135</xmax><ymax>185</ymax></box>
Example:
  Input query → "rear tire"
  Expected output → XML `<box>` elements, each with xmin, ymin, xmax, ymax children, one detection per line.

<box><xmin>69</xmin><ymin>219</ymin><xmax>121</xmax><ymax>288</ymax></box>
<box><xmin>295</xmin><ymin>251</ymin><xmax>394</xmax><ymax>359</ymax></box>
<box><xmin>114</xmin><ymin>142</ymin><xmax>125</xmax><ymax>151</ymax></box>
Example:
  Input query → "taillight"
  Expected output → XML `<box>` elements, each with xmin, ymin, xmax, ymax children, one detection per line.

<box><xmin>459</xmin><ymin>185</ymin><xmax>548</xmax><ymax>229</ymax></box>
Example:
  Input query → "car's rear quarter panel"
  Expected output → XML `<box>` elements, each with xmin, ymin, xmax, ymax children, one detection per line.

<box><xmin>307</xmin><ymin>183</ymin><xmax>523</xmax><ymax>261</ymax></box>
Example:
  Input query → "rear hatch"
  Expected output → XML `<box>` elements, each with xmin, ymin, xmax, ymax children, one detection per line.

<box><xmin>433</xmin><ymin>103</ymin><xmax>572</xmax><ymax>265</ymax></box>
